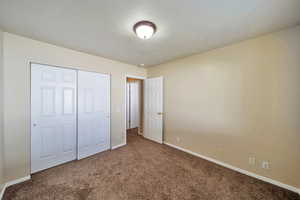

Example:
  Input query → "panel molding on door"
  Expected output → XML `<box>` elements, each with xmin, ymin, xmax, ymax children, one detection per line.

<box><xmin>77</xmin><ymin>71</ymin><xmax>111</xmax><ymax>159</ymax></box>
<box><xmin>31</xmin><ymin>63</ymin><xmax>77</xmax><ymax>173</ymax></box>
<box><xmin>144</xmin><ymin>77</ymin><xmax>163</xmax><ymax>143</ymax></box>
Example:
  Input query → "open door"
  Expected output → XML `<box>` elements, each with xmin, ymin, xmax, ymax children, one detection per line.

<box><xmin>144</xmin><ymin>77</ymin><xmax>163</xmax><ymax>143</ymax></box>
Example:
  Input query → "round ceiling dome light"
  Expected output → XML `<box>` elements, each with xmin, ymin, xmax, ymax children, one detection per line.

<box><xmin>133</xmin><ymin>21</ymin><xmax>157</xmax><ymax>39</ymax></box>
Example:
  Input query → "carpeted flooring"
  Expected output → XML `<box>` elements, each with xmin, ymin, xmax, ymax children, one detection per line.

<box><xmin>3</xmin><ymin>133</ymin><xmax>299</xmax><ymax>200</ymax></box>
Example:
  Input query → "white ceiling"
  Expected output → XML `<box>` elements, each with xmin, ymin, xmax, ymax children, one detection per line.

<box><xmin>0</xmin><ymin>0</ymin><xmax>300</xmax><ymax>67</ymax></box>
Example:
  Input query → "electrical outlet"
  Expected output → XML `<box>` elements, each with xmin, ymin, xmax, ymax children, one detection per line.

<box><xmin>248</xmin><ymin>157</ymin><xmax>256</xmax><ymax>165</ymax></box>
<box><xmin>176</xmin><ymin>137</ymin><xmax>180</xmax><ymax>142</ymax></box>
<box><xmin>262</xmin><ymin>161</ymin><xmax>270</xmax><ymax>169</ymax></box>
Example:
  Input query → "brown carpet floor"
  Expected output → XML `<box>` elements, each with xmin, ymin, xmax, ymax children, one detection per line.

<box><xmin>4</xmin><ymin>134</ymin><xmax>299</xmax><ymax>200</ymax></box>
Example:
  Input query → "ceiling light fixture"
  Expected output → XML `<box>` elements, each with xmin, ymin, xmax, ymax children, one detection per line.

<box><xmin>133</xmin><ymin>21</ymin><xmax>157</xmax><ymax>40</ymax></box>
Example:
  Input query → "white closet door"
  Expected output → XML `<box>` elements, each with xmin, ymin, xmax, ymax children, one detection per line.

<box><xmin>31</xmin><ymin>64</ymin><xmax>77</xmax><ymax>173</ymax></box>
<box><xmin>77</xmin><ymin>71</ymin><xmax>110</xmax><ymax>159</ymax></box>
<box><xmin>130</xmin><ymin>81</ymin><xmax>140</xmax><ymax>128</ymax></box>
<box><xmin>144</xmin><ymin>77</ymin><xmax>163</xmax><ymax>143</ymax></box>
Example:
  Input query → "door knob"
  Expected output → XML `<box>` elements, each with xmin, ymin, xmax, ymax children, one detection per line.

<box><xmin>33</xmin><ymin>123</ymin><xmax>37</xmax><ymax>127</ymax></box>
<box><xmin>157</xmin><ymin>112</ymin><xmax>163</xmax><ymax>115</ymax></box>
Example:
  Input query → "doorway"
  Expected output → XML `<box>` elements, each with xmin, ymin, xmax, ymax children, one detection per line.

<box><xmin>125</xmin><ymin>75</ymin><xmax>164</xmax><ymax>144</ymax></box>
<box><xmin>126</xmin><ymin>77</ymin><xmax>144</xmax><ymax>138</ymax></box>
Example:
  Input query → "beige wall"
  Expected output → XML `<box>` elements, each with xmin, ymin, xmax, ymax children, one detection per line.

<box><xmin>0</xmin><ymin>29</ymin><xmax>5</xmax><ymax>190</ymax></box>
<box><xmin>148</xmin><ymin>25</ymin><xmax>300</xmax><ymax>188</ymax></box>
<box><xmin>2</xmin><ymin>33</ymin><xmax>146</xmax><ymax>182</ymax></box>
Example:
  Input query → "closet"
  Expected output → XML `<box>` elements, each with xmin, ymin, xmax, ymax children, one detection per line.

<box><xmin>31</xmin><ymin>63</ymin><xmax>110</xmax><ymax>173</ymax></box>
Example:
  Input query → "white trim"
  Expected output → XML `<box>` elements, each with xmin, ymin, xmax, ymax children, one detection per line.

<box><xmin>0</xmin><ymin>176</ymin><xmax>31</xmax><ymax>200</ymax></box>
<box><xmin>164</xmin><ymin>142</ymin><xmax>300</xmax><ymax>194</ymax></box>
<box><xmin>124</xmin><ymin>74</ymin><xmax>147</xmax><ymax>147</ymax></box>
<box><xmin>6</xmin><ymin>176</ymin><xmax>31</xmax><ymax>187</ymax></box>
<box><xmin>144</xmin><ymin>135</ymin><xmax>163</xmax><ymax>144</ymax></box>
<box><xmin>111</xmin><ymin>143</ymin><xmax>126</xmax><ymax>150</ymax></box>
<box><xmin>125</xmin><ymin>75</ymin><xmax>146</xmax><ymax>80</ymax></box>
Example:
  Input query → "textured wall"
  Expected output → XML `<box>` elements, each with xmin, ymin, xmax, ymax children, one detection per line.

<box><xmin>2</xmin><ymin>33</ymin><xmax>146</xmax><ymax>183</ymax></box>
<box><xmin>148</xmin><ymin>25</ymin><xmax>300</xmax><ymax>188</ymax></box>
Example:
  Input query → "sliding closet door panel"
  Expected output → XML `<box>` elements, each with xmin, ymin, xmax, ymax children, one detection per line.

<box><xmin>31</xmin><ymin>64</ymin><xmax>77</xmax><ymax>173</ymax></box>
<box><xmin>78</xmin><ymin>71</ymin><xmax>110</xmax><ymax>159</ymax></box>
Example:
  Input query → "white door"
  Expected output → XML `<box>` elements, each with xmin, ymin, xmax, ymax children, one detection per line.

<box><xmin>31</xmin><ymin>64</ymin><xmax>77</xmax><ymax>173</ymax></box>
<box><xmin>129</xmin><ymin>81</ymin><xmax>141</xmax><ymax>129</ymax></box>
<box><xmin>77</xmin><ymin>71</ymin><xmax>110</xmax><ymax>159</ymax></box>
<box><xmin>144</xmin><ymin>77</ymin><xmax>163</xmax><ymax>143</ymax></box>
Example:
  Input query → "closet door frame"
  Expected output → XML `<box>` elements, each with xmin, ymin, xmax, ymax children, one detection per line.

<box><xmin>30</xmin><ymin>62</ymin><xmax>111</xmax><ymax>173</ymax></box>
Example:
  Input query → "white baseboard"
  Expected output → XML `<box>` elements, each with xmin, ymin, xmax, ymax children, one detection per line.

<box><xmin>6</xmin><ymin>176</ymin><xmax>31</xmax><ymax>187</ymax></box>
<box><xmin>143</xmin><ymin>135</ymin><xmax>163</xmax><ymax>144</ymax></box>
<box><xmin>164</xmin><ymin>142</ymin><xmax>300</xmax><ymax>195</ymax></box>
<box><xmin>0</xmin><ymin>175</ymin><xmax>31</xmax><ymax>200</ymax></box>
<box><xmin>111</xmin><ymin>143</ymin><xmax>126</xmax><ymax>150</ymax></box>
